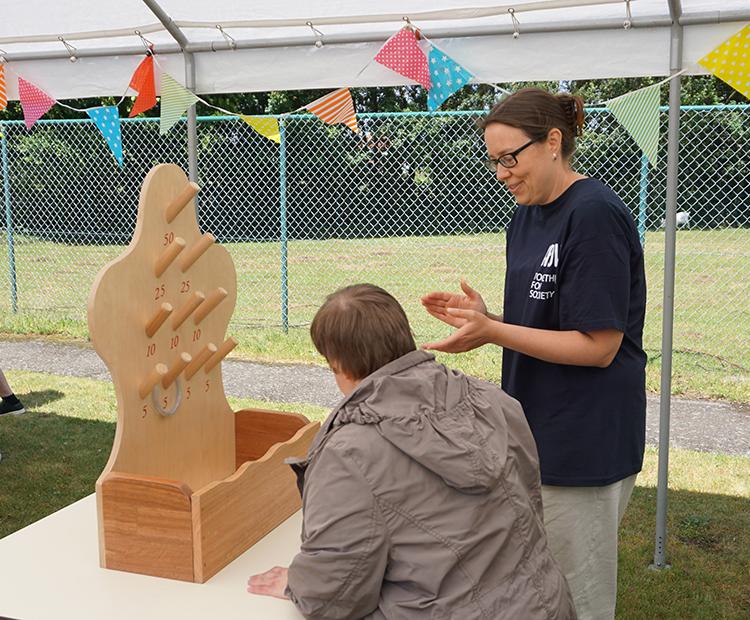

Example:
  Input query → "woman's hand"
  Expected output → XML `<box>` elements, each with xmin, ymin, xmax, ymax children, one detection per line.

<box><xmin>421</xmin><ymin>280</ymin><xmax>488</xmax><ymax>328</ymax></box>
<box><xmin>247</xmin><ymin>566</ymin><xmax>290</xmax><ymax>599</ymax></box>
<box><xmin>422</xmin><ymin>308</ymin><xmax>496</xmax><ymax>353</ymax></box>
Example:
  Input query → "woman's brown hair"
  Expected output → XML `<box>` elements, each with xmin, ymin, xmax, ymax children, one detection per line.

<box><xmin>478</xmin><ymin>88</ymin><xmax>585</xmax><ymax>158</ymax></box>
<box><xmin>310</xmin><ymin>284</ymin><xmax>416</xmax><ymax>380</ymax></box>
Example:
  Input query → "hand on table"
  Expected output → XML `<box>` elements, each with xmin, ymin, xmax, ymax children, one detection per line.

<box><xmin>247</xmin><ymin>566</ymin><xmax>290</xmax><ymax>599</ymax></box>
<box><xmin>421</xmin><ymin>279</ymin><xmax>488</xmax><ymax>328</ymax></box>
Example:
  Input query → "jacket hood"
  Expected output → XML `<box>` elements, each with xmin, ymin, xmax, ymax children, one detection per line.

<box><xmin>331</xmin><ymin>350</ymin><xmax>509</xmax><ymax>494</ymax></box>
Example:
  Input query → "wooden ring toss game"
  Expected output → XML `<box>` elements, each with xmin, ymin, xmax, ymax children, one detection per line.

<box><xmin>88</xmin><ymin>164</ymin><xmax>319</xmax><ymax>583</ymax></box>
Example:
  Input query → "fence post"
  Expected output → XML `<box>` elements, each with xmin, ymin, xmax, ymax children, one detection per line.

<box><xmin>638</xmin><ymin>153</ymin><xmax>649</xmax><ymax>247</ymax></box>
<box><xmin>279</xmin><ymin>117</ymin><xmax>289</xmax><ymax>333</ymax></box>
<box><xmin>1</xmin><ymin>124</ymin><xmax>18</xmax><ymax>313</ymax></box>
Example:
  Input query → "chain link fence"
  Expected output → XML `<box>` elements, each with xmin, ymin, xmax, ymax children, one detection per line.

<box><xmin>1</xmin><ymin>105</ymin><xmax>748</xmax><ymax>380</ymax></box>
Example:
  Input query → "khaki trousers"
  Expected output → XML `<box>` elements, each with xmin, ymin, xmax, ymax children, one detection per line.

<box><xmin>541</xmin><ymin>474</ymin><xmax>637</xmax><ymax>620</ymax></box>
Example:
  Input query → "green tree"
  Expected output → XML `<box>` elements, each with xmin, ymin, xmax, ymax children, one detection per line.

<box><xmin>572</xmin><ymin>76</ymin><xmax>742</xmax><ymax>106</ymax></box>
<box><xmin>0</xmin><ymin>76</ymin><xmax>743</xmax><ymax>124</ymax></box>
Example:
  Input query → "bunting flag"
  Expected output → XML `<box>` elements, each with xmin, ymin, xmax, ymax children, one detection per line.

<box><xmin>159</xmin><ymin>73</ymin><xmax>200</xmax><ymax>135</ymax></box>
<box><xmin>607</xmin><ymin>83</ymin><xmax>660</xmax><ymax>168</ymax></box>
<box><xmin>698</xmin><ymin>24</ymin><xmax>750</xmax><ymax>100</ymax></box>
<box><xmin>87</xmin><ymin>106</ymin><xmax>124</xmax><ymax>167</ymax></box>
<box><xmin>427</xmin><ymin>47</ymin><xmax>474</xmax><ymax>111</ymax></box>
<box><xmin>305</xmin><ymin>88</ymin><xmax>359</xmax><ymax>133</ymax></box>
<box><xmin>128</xmin><ymin>54</ymin><xmax>157</xmax><ymax>117</ymax></box>
<box><xmin>375</xmin><ymin>28</ymin><xmax>431</xmax><ymax>91</ymax></box>
<box><xmin>0</xmin><ymin>65</ymin><xmax>7</xmax><ymax>112</ymax></box>
<box><xmin>18</xmin><ymin>77</ymin><xmax>56</xmax><ymax>129</ymax></box>
<box><xmin>240</xmin><ymin>115</ymin><xmax>281</xmax><ymax>143</ymax></box>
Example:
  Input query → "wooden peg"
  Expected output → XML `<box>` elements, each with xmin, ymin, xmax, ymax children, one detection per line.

<box><xmin>165</xmin><ymin>182</ymin><xmax>200</xmax><ymax>224</ymax></box>
<box><xmin>180</xmin><ymin>233</ymin><xmax>215</xmax><ymax>272</ymax></box>
<box><xmin>154</xmin><ymin>237</ymin><xmax>186</xmax><ymax>277</ymax></box>
<box><xmin>184</xmin><ymin>342</ymin><xmax>218</xmax><ymax>380</ymax></box>
<box><xmin>193</xmin><ymin>287</ymin><xmax>228</xmax><ymax>326</ymax></box>
<box><xmin>172</xmin><ymin>291</ymin><xmax>206</xmax><ymax>329</ymax></box>
<box><xmin>204</xmin><ymin>338</ymin><xmax>238</xmax><ymax>373</ymax></box>
<box><xmin>162</xmin><ymin>352</ymin><xmax>192</xmax><ymax>389</ymax></box>
<box><xmin>145</xmin><ymin>302</ymin><xmax>174</xmax><ymax>338</ymax></box>
<box><xmin>139</xmin><ymin>363</ymin><xmax>168</xmax><ymax>399</ymax></box>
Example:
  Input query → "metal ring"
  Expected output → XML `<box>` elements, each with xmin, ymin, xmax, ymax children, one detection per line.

<box><xmin>151</xmin><ymin>376</ymin><xmax>183</xmax><ymax>417</ymax></box>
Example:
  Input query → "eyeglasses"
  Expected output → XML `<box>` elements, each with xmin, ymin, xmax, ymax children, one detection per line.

<box><xmin>484</xmin><ymin>138</ymin><xmax>537</xmax><ymax>171</ymax></box>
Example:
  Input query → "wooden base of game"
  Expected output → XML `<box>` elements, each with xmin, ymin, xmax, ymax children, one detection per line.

<box><xmin>97</xmin><ymin>408</ymin><xmax>318</xmax><ymax>583</ymax></box>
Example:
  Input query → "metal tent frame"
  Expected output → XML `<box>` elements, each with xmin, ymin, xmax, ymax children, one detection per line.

<box><xmin>5</xmin><ymin>0</ymin><xmax>750</xmax><ymax>571</ymax></box>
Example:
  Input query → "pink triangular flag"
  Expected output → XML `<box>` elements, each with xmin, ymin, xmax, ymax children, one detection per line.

<box><xmin>18</xmin><ymin>77</ymin><xmax>56</xmax><ymax>129</ymax></box>
<box><xmin>375</xmin><ymin>28</ymin><xmax>431</xmax><ymax>91</ymax></box>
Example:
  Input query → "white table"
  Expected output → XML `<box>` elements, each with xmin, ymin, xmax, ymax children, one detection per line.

<box><xmin>0</xmin><ymin>494</ymin><xmax>305</xmax><ymax>620</ymax></box>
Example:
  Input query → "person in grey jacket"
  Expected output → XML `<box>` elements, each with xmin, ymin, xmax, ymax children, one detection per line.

<box><xmin>248</xmin><ymin>284</ymin><xmax>575</xmax><ymax>620</ymax></box>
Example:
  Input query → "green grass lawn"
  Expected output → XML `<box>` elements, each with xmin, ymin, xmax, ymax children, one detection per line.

<box><xmin>1</xmin><ymin>228</ymin><xmax>749</xmax><ymax>402</ymax></box>
<box><xmin>1</xmin><ymin>370</ymin><xmax>748</xmax><ymax>618</ymax></box>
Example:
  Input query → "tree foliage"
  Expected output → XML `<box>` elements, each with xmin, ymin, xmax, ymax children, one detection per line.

<box><xmin>1</xmin><ymin>75</ymin><xmax>746</xmax><ymax>245</ymax></box>
<box><xmin>0</xmin><ymin>76</ymin><xmax>743</xmax><ymax>123</ymax></box>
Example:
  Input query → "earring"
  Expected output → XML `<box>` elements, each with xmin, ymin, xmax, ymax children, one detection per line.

<box><xmin>552</xmin><ymin>153</ymin><xmax>558</xmax><ymax>160</ymax></box>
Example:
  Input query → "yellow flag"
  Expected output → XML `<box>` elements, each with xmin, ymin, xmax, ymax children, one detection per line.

<box><xmin>241</xmin><ymin>115</ymin><xmax>281</xmax><ymax>143</ymax></box>
<box><xmin>698</xmin><ymin>24</ymin><xmax>750</xmax><ymax>100</ymax></box>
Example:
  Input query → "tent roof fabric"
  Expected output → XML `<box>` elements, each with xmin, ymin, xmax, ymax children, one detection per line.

<box><xmin>2</xmin><ymin>1</ymin><xmax>749</xmax><ymax>99</ymax></box>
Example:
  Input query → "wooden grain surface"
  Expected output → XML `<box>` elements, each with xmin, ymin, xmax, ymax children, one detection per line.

<box><xmin>193</xmin><ymin>421</ymin><xmax>319</xmax><ymax>582</ymax></box>
<box><xmin>89</xmin><ymin>164</ymin><xmax>237</xmax><ymax>492</ymax></box>
<box><xmin>100</xmin><ymin>472</ymin><xmax>194</xmax><ymax>582</ymax></box>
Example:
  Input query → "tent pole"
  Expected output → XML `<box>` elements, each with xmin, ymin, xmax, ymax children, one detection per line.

<box><xmin>185</xmin><ymin>52</ymin><xmax>199</xmax><ymax>185</ymax></box>
<box><xmin>140</xmin><ymin>1</ymin><xmax>198</xmax><ymax>185</ymax></box>
<box><xmin>652</xmin><ymin>0</ymin><xmax>682</xmax><ymax>571</ymax></box>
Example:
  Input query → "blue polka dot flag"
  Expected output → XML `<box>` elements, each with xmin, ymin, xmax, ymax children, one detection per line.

<box><xmin>427</xmin><ymin>47</ymin><xmax>474</xmax><ymax>111</ymax></box>
<box><xmin>86</xmin><ymin>106</ymin><xmax>124</xmax><ymax>167</ymax></box>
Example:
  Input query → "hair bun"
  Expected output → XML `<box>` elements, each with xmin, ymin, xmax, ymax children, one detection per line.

<box><xmin>557</xmin><ymin>94</ymin><xmax>584</xmax><ymax>137</ymax></box>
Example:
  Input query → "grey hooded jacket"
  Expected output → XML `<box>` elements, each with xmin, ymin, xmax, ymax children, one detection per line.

<box><xmin>286</xmin><ymin>350</ymin><xmax>575</xmax><ymax>620</ymax></box>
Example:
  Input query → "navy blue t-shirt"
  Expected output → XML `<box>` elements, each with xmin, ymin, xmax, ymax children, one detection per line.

<box><xmin>501</xmin><ymin>178</ymin><xmax>647</xmax><ymax>486</ymax></box>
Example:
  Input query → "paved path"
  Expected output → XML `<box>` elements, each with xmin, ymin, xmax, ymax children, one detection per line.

<box><xmin>1</xmin><ymin>339</ymin><xmax>748</xmax><ymax>457</ymax></box>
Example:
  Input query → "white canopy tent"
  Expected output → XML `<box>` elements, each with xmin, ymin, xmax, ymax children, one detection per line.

<box><xmin>1</xmin><ymin>1</ymin><xmax>748</xmax><ymax>96</ymax></box>
<box><xmin>3</xmin><ymin>0</ymin><xmax>749</xmax><ymax>571</ymax></box>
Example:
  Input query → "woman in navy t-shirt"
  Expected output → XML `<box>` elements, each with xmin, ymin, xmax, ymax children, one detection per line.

<box><xmin>422</xmin><ymin>88</ymin><xmax>646</xmax><ymax>620</ymax></box>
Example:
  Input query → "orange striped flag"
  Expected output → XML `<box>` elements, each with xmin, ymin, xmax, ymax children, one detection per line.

<box><xmin>0</xmin><ymin>66</ymin><xmax>7</xmax><ymax>112</ymax></box>
<box><xmin>305</xmin><ymin>88</ymin><xmax>359</xmax><ymax>133</ymax></box>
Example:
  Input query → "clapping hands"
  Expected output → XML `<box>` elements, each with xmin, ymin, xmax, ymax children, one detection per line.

<box><xmin>421</xmin><ymin>280</ymin><xmax>497</xmax><ymax>353</ymax></box>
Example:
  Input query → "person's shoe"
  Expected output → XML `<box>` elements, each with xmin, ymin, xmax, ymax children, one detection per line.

<box><xmin>0</xmin><ymin>398</ymin><xmax>25</xmax><ymax>416</ymax></box>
